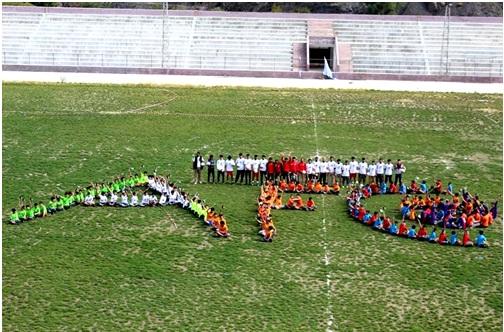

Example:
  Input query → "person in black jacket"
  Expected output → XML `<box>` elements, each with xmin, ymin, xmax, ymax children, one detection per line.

<box><xmin>207</xmin><ymin>154</ymin><xmax>215</xmax><ymax>183</ymax></box>
<box><xmin>192</xmin><ymin>152</ymin><xmax>204</xmax><ymax>184</ymax></box>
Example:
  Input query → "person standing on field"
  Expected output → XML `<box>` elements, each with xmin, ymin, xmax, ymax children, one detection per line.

<box><xmin>206</xmin><ymin>154</ymin><xmax>215</xmax><ymax>183</ymax></box>
<box><xmin>192</xmin><ymin>152</ymin><xmax>204</xmax><ymax>184</ymax></box>
<box><xmin>384</xmin><ymin>159</ymin><xmax>394</xmax><ymax>184</ymax></box>
<box><xmin>216</xmin><ymin>155</ymin><xmax>226</xmax><ymax>183</ymax></box>
<box><xmin>235</xmin><ymin>153</ymin><xmax>245</xmax><ymax>184</ymax></box>
<box><xmin>394</xmin><ymin>159</ymin><xmax>406</xmax><ymax>185</ymax></box>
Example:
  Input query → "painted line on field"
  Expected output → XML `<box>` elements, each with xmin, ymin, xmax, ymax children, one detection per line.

<box><xmin>124</xmin><ymin>97</ymin><xmax>176</xmax><ymax>113</ymax></box>
<box><xmin>311</xmin><ymin>101</ymin><xmax>336</xmax><ymax>332</ymax></box>
<box><xmin>482</xmin><ymin>113</ymin><xmax>499</xmax><ymax>124</ymax></box>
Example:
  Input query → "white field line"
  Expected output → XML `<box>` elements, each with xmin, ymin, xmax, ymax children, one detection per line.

<box><xmin>482</xmin><ymin>113</ymin><xmax>499</xmax><ymax>124</ymax></box>
<box><xmin>124</xmin><ymin>97</ymin><xmax>177</xmax><ymax>113</ymax></box>
<box><xmin>311</xmin><ymin>101</ymin><xmax>335</xmax><ymax>332</ymax></box>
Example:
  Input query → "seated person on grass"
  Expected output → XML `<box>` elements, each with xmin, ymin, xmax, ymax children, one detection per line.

<box><xmin>263</xmin><ymin>225</ymin><xmax>276</xmax><ymax>242</ymax></box>
<box><xmin>285</xmin><ymin>195</ymin><xmax>296</xmax><ymax>210</ymax></box>
<box><xmin>449</xmin><ymin>230</ymin><xmax>461</xmax><ymax>246</ymax></box>
<box><xmin>372</xmin><ymin>216</ymin><xmax>383</xmax><ymax>230</ymax></box>
<box><xmin>462</xmin><ymin>229</ymin><xmax>473</xmax><ymax>247</ymax></box>
<box><xmin>273</xmin><ymin>195</ymin><xmax>284</xmax><ymax>210</ymax></box>
<box><xmin>407</xmin><ymin>224</ymin><xmax>417</xmax><ymax>239</ymax></box>
<box><xmin>428</xmin><ymin>227</ymin><xmax>437</xmax><ymax>243</ymax></box>
<box><xmin>382</xmin><ymin>216</ymin><xmax>392</xmax><ymax>231</ymax></box>
<box><xmin>305</xmin><ymin>197</ymin><xmax>316</xmax><ymax>211</ymax></box>
<box><xmin>398</xmin><ymin>220</ymin><xmax>408</xmax><ymax>237</ymax></box>
<box><xmin>438</xmin><ymin>228</ymin><xmax>448</xmax><ymax>245</ymax></box>
<box><xmin>332</xmin><ymin>182</ymin><xmax>340</xmax><ymax>195</ymax></box>
<box><xmin>475</xmin><ymin>230</ymin><xmax>488</xmax><ymax>248</ymax></box>
<box><xmin>389</xmin><ymin>220</ymin><xmax>398</xmax><ymax>235</ymax></box>
<box><xmin>294</xmin><ymin>195</ymin><xmax>304</xmax><ymax>210</ymax></box>
<box><xmin>216</xmin><ymin>220</ymin><xmax>230</xmax><ymax>238</ymax></box>
<box><xmin>9</xmin><ymin>208</ymin><xmax>20</xmax><ymax>225</ymax></box>
<box><xmin>416</xmin><ymin>224</ymin><xmax>428</xmax><ymax>241</ymax></box>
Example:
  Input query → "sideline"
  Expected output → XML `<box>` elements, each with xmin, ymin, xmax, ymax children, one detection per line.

<box><xmin>2</xmin><ymin>71</ymin><xmax>502</xmax><ymax>94</ymax></box>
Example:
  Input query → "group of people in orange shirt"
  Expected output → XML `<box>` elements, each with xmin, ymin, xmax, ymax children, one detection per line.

<box><xmin>277</xmin><ymin>178</ymin><xmax>341</xmax><ymax>195</ymax></box>
<box><xmin>256</xmin><ymin>181</ymin><xmax>318</xmax><ymax>242</ymax></box>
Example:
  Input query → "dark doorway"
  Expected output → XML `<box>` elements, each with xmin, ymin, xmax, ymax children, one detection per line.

<box><xmin>309</xmin><ymin>47</ymin><xmax>333</xmax><ymax>70</ymax></box>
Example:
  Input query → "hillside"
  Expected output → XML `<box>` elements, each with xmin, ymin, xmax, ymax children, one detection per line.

<box><xmin>21</xmin><ymin>2</ymin><xmax>504</xmax><ymax>17</ymax></box>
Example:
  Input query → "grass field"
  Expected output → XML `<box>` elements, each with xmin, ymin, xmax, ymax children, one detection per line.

<box><xmin>2</xmin><ymin>82</ymin><xmax>503</xmax><ymax>331</ymax></box>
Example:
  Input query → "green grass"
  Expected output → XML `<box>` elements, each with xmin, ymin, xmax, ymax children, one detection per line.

<box><xmin>2</xmin><ymin>82</ymin><xmax>502</xmax><ymax>331</ymax></box>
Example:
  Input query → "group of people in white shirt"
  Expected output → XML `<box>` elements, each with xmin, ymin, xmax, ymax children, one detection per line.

<box><xmin>192</xmin><ymin>152</ymin><xmax>406</xmax><ymax>187</ymax></box>
<box><xmin>85</xmin><ymin>175</ymin><xmax>192</xmax><ymax>208</ymax></box>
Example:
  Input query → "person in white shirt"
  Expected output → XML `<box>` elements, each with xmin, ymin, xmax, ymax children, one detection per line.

<box><xmin>384</xmin><ymin>159</ymin><xmax>394</xmax><ymax>184</ymax></box>
<box><xmin>341</xmin><ymin>160</ymin><xmax>350</xmax><ymax>186</ymax></box>
<box><xmin>367</xmin><ymin>160</ymin><xmax>377</xmax><ymax>184</ymax></box>
<box><xmin>130</xmin><ymin>192</ymin><xmax>139</xmax><ymax>206</ymax></box>
<box><xmin>252</xmin><ymin>155</ymin><xmax>260</xmax><ymax>185</ymax></box>
<box><xmin>140</xmin><ymin>191</ymin><xmax>150</xmax><ymax>207</ymax></box>
<box><xmin>349</xmin><ymin>156</ymin><xmax>358</xmax><ymax>183</ymax></box>
<box><xmin>358</xmin><ymin>158</ymin><xmax>368</xmax><ymax>184</ymax></box>
<box><xmin>159</xmin><ymin>193</ymin><xmax>167</xmax><ymax>206</ymax></box>
<box><xmin>192</xmin><ymin>152</ymin><xmax>204</xmax><ymax>184</ymax></box>
<box><xmin>168</xmin><ymin>190</ymin><xmax>178</xmax><ymax>205</ymax></box>
<box><xmin>244</xmin><ymin>153</ymin><xmax>253</xmax><ymax>185</ymax></box>
<box><xmin>313</xmin><ymin>157</ymin><xmax>321</xmax><ymax>182</ymax></box>
<box><xmin>84</xmin><ymin>194</ymin><xmax>95</xmax><ymax>206</ymax></box>
<box><xmin>235</xmin><ymin>153</ymin><xmax>245</xmax><ymax>184</ymax></box>
<box><xmin>307</xmin><ymin>159</ymin><xmax>315</xmax><ymax>181</ymax></box>
<box><xmin>259</xmin><ymin>155</ymin><xmax>268</xmax><ymax>185</ymax></box>
<box><xmin>394</xmin><ymin>159</ymin><xmax>406</xmax><ymax>185</ymax></box>
<box><xmin>216</xmin><ymin>155</ymin><xmax>226</xmax><ymax>183</ymax></box>
<box><xmin>225</xmin><ymin>155</ymin><xmax>235</xmax><ymax>183</ymax></box>
<box><xmin>109</xmin><ymin>192</ymin><xmax>118</xmax><ymax>206</ymax></box>
<box><xmin>120</xmin><ymin>192</ymin><xmax>129</xmax><ymax>207</ymax></box>
<box><xmin>319</xmin><ymin>158</ymin><xmax>328</xmax><ymax>184</ymax></box>
<box><xmin>327</xmin><ymin>156</ymin><xmax>336</xmax><ymax>186</ymax></box>
<box><xmin>334</xmin><ymin>159</ymin><xmax>343</xmax><ymax>184</ymax></box>
<box><xmin>98</xmin><ymin>193</ymin><xmax>108</xmax><ymax>206</ymax></box>
<box><xmin>150</xmin><ymin>194</ymin><xmax>158</xmax><ymax>206</ymax></box>
<box><xmin>376</xmin><ymin>158</ymin><xmax>385</xmax><ymax>185</ymax></box>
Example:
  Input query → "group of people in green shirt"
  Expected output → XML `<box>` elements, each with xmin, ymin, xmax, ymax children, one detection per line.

<box><xmin>9</xmin><ymin>171</ymin><xmax>150</xmax><ymax>225</ymax></box>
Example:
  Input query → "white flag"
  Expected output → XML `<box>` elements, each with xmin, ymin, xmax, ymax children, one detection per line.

<box><xmin>323</xmin><ymin>57</ymin><xmax>333</xmax><ymax>79</ymax></box>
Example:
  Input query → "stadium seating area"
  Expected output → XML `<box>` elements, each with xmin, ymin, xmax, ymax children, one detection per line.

<box><xmin>2</xmin><ymin>11</ymin><xmax>307</xmax><ymax>71</ymax></box>
<box><xmin>334</xmin><ymin>19</ymin><xmax>503</xmax><ymax>77</ymax></box>
<box><xmin>2</xmin><ymin>7</ymin><xmax>502</xmax><ymax>77</ymax></box>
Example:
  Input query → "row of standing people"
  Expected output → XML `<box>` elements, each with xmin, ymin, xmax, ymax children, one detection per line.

<box><xmin>193</xmin><ymin>151</ymin><xmax>406</xmax><ymax>186</ymax></box>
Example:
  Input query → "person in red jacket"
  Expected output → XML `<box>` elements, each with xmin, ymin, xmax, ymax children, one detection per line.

<box><xmin>266</xmin><ymin>158</ymin><xmax>275</xmax><ymax>182</ymax></box>
<box><xmin>274</xmin><ymin>159</ymin><xmax>283</xmax><ymax>184</ymax></box>
<box><xmin>438</xmin><ymin>228</ymin><xmax>448</xmax><ymax>245</ymax></box>
<box><xmin>462</xmin><ymin>229</ymin><xmax>474</xmax><ymax>247</ymax></box>
<box><xmin>398</xmin><ymin>220</ymin><xmax>408</xmax><ymax>237</ymax></box>
<box><xmin>295</xmin><ymin>182</ymin><xmax>304</xmax><ymax>193</ymax></box>
<box><xmin>416</xmin><ymin>224</ymin><xmax>428</xmax><ymax>241</ymax></box>
<box><xmin>297</xmin><ymin>158</ymin><xmax>307</xmax><ymax>184</ymax></box>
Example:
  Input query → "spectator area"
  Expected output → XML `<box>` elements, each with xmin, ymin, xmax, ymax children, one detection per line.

<box><xmin>2</xmin><ymin>6</ymin><xmax>502</xmax><ymax>79</ymax></box>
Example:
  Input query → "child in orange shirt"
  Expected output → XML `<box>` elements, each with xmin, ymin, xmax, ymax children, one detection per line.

<box><xmin>294</xmin><ymin>195</ymin><xmax>304</xmax><ymax>210</ymax></box>
<box><xmin>332</xmin><ymin>182</ymin><xmax>340</xmax><ymax>195</ymax></box>
<box><xmin>216</xmin><ymin>220</ymin><xmax>229</xmax><ymax>238</ymax></box>
<box><xmin>305</xmin><ymin>197</ymin><xmax>316</xmax><ymax>211</ymax></box>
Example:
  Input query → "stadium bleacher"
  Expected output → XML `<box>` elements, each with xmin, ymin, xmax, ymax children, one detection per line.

<box><xmin>334</xmin><ymin>19</ymin><xmax>503</xmax><ymax>77</ymax></box>
<box><xmin>2</xmin><ymin>7</ymin><xmax>502</xmax><ymax>79</ymax></box>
